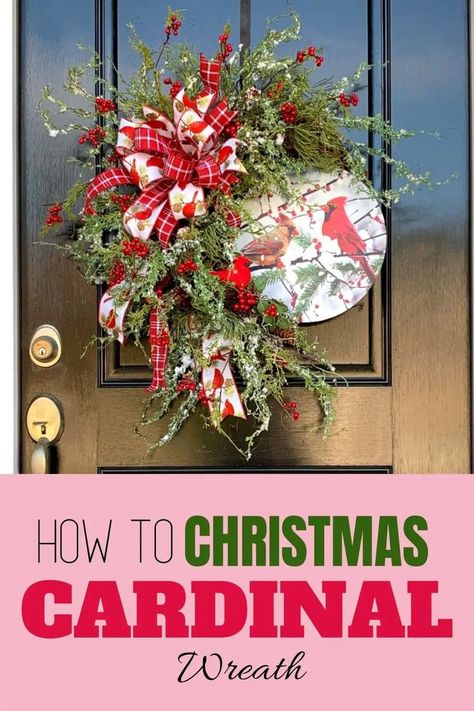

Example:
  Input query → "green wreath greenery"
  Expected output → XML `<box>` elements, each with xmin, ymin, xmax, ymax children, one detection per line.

<box><xmin>38</xmin><ymin>9</ymin><xmax>439</xmax><ymax>459</ymax></box>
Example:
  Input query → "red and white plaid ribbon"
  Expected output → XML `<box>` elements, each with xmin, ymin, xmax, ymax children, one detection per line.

<box><xmin>147</xmin><ymin>306</ymin><xmax>170</xmax><ymax>391</ymax></box>
<box><xmin>200</xmin><ymin>54</ymin><xmax>222</xmax><ymax>95</ymax></box>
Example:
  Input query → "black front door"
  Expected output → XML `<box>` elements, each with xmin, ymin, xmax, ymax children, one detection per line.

<box><xmin>18</xmin><ymin>0</ymin><xmax>471</xmax><ymax>472</ymax></box>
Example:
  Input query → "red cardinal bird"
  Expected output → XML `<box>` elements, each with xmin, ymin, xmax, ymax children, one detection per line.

<box><xmin>103</xmin><ymin>309</ymin><xmax>116</xmax><ymax>330</ymax></box>
<box><xmin>211</xmin><ymin>255</ymin><xmax>252</xmax><ymax>289</ymax></box>
<box><xmin>320</xmin><ymin>196</ymin><xmax>376</xmax><ymax>281</ymax></box>
<box><xmin>147</xmin><ymin>155</ymin><xmax>164</xmax><ymax>169</ymax></box>
<box><xmin>119</xmin><ymin>125</ymin><xmax>136</xmax><ymax>142</ymax></box>
<box><xmin>126</xmin><ymin>159</ymin><xmax>141</xmax><ymax>187</ymax></box>
<box><xmin>242</xmin><ymin>214</ymin><xmax>298</xmax><ymax>268</ymax></box>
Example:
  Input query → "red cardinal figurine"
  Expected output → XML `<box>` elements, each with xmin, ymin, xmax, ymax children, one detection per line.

<box><xmin>320</xmin><ymin>196</ymin><xmax>376</xmax><ymax>281</ymax></box>
<box><xmin>211</xmin><ymin>255</ymin><xmax>252</xmax><ymax>289</ymax></box>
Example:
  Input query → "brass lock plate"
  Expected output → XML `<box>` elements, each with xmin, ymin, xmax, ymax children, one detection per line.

<box><xmin>26</xmin><ymin>395</ymin><xmax>63</xmax><ymax>443</ymax></box>
<box><xmin>29</xmin><ymin>325</ymin><xmax>61</xmax><ymax>367</ymax></box>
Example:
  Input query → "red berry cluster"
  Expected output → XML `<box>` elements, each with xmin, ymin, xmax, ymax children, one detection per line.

<box><xmin>45</xmin><ymin>203</ymin><xmax>63</xmax><ymax>226</ymax></box>
<box><xmin>224</xmin><ymin>120</ymin><xmax>241</xmax><ymax>138</ymax></box>
<box><xmin>95</xmin><ymin>97</ymin><xmax>116</xmax><ymax>113</ymax></box>
<box><xmin>177</xmin><ymin>376</ymin><xmax>197</xmax><ymax>393</ymax></box>
<box><xmin>339</xmin><ymin>92</ymin><xmax>359</xmax><ymax>107</ymax></box>
<box><xmin>280</xmin><ymin>102</ymin><xmax>298</xmax><ymax>124</ymax></box>
<box><xmin>232</xmin><ymin>287</ymin><xmax>258</xmax><ymax>314</ymax></box>
<box><xmin>108</xmin><ymin>260</ymin><xmax>125</xmax><ymax>287</ymax></box>
<box><xmin>217</xmin><ymin>33</ymin><xmax>233</xmax><ymax>60</ymax></box>
<box><xmin>169</xmin><ymin>80</ymin><xmax>183</xmax><ymax>98</ymax></box>
<box><xmin>296</xmin><ymin>46</ymin><xmax>324</xmax><ymax>66</ymax></box>
<box><xmin>264</xmin><ymin>303</ymin><xmax>278</xmax><ymax>318</ymax></box>
<box><xmin>177</xmin><ymin>258</ymin><xmax>198</xmax><ymax>275</ymax></box>
<box><xmin>150</xmin><ymin>331</ymin><xmax>170</xmax><ymax>347</ymax></box>
<box><xmin>224</xmin><ymin>119</ymin><xmax>241</xmax><ymax>138</ymax></box>
<box><xmin>283</xmin><ymin>401</ymin><xmax>300</xmax><ymax>421</ymax></box>
<box><xmin>198</xmin><ymin>387</ymin><xmax>211</xmax><ymax>405</ymax></box>
<box><xmin>111</xmin><ymin>193</ymin><xmax>135</xmax><ymax>212</ymax></box>
<box><xmin>165</xmin><ymin>14</ymin><xmax>182</xmax><ymax>37</ymax></box>
<box><xmin>267</xmin><ymin>81</ymin><xmax>284</xmax><ymax>98</ymax></box>
<box><xmin>79</xmin><ymin>126</ymin><xmax>106</xmax><ymax>147</ymax></box>
<box><xmin>121</xmin><ymin>237</ymin><xmax>149</xmax><ymax>258</ymax></box>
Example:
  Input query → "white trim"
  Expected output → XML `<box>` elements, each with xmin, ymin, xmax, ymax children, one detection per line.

<box><xmin>0</xmin><ymin>0</ymin><xmax>16</xmax><ymax>473</ymax></box>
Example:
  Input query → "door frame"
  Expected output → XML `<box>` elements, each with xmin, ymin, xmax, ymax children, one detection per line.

<box><xmin>2</xmin><ymin>0</ymin><xmax>17</xmax><ymax>474</ymax></box>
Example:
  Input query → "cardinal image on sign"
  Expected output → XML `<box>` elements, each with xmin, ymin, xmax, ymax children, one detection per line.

<box><xmin>237</xmin><ymin>171</ymin><xmax>387</xmax><ymax>323</ymax></box>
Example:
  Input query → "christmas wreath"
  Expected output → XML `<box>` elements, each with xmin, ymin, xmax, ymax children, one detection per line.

<box><xmin>39</xmin><ymin>9</ymin><xmax>438</xmax><ymax>458</ymax></box>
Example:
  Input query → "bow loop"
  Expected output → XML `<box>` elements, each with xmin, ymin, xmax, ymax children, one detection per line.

<box><xmin>142</xmin><ymin>106</ymin><xmax>175</xmax><ymax>137</ymax></box>
<box><xmin>206</xmin><ymin>100</ymin><xmax>238</xmax><ymax>135</ymax></box>
<box><xmin>134</xmin><ymin>125</ymin><xmax>170</xmax><ymax>156</ymax></box>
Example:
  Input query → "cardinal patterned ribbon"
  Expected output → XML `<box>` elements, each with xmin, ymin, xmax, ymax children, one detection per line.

<box><xmin>201</xmin><ymin>337</ymin><xmax>246</xmax><ymax>422</ymax></box>
<box><xmin>98</xmin><ymin>286</ymin><xmax>130</xmax><ymax>345</ymax></box>
<box><xmin>93</xmin><ymin>56</ymin><xmax>245</xmax><ymax>395</ymax></box>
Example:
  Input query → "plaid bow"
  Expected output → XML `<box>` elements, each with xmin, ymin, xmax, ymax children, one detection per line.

<box><xmin>85</xmin><ymin>55</ymin><xmax>245</xmax><ymax>249</ymax></box>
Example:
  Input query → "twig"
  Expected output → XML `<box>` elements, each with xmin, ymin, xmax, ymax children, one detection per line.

<box><xmin>244</xmin><ymin>176</ymin><xmax>342</xmax><ymax>225</ymax></box>
<box><xmin>250</xmin><ymin>250</ymin><xmax>384</xmax><ymax>271</ymax></box>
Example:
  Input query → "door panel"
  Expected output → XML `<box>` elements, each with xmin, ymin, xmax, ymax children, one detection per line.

<box><xmin>18</xmin><ymin>0</ymin><xmax>471</xmax><ymax>473</ymax></box>
<box><xmin>390</xmin><ymin>0</ymin><xmax>471</xmax><ymax>473</ymax></box>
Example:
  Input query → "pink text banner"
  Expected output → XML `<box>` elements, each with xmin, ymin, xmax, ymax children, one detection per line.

<box><xmin>0</xmin><ymin>474</ymin><xmax>472</xmax><ymax>710</ymax></box>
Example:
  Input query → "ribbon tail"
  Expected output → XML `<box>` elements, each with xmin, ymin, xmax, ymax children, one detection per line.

<box><xmin>200</xmin><ymin>54</ymin><xmax>222</xmax><ymax>95</ymax></box>
<box><xmin>84</xmin><ymin>168</ymin><xmax>133</xmax><ymax>215</ymax></box>
<box><xmin>223</xmin><ymin>207</ymin><xmax>241</xmax><ymax>228</ymax></box>
<box><xmin>202</xmin><ymin>337</ymin><xmax>246</xmax><ymax>422</ymax></box>
<box><xmin>146</xmin><ymin>307</ymin><xmax>169</xmax><ymax>392</ymax></box>
<box><xmin>98</xmin><ymin>287</ymin><xmax>130</xmax><ymax>344</ymax></box>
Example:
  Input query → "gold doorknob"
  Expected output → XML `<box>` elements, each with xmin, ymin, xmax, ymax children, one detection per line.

<box><xmin>29</xmin><ymin>325</ymin><xmax>62</xmax><ymax>367</ymax></box>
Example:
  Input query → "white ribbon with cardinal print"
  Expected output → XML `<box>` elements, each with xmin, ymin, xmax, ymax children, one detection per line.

<box><xmin>201</xmin><ymin>336</ymin><xmax>246</xmax><ymax>422</ymax></box>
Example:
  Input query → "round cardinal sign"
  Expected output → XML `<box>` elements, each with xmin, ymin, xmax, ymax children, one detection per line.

<box><xmin>236</xmin><ymin>171</ymin><xmax>387</xmax><ymax>323</ymax></box>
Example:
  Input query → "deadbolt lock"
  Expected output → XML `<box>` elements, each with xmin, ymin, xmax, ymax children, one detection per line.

<box><xmin>29</xmin><ymin>325</ymin><xmax>61</xmax><ymax>367</ymax></box>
